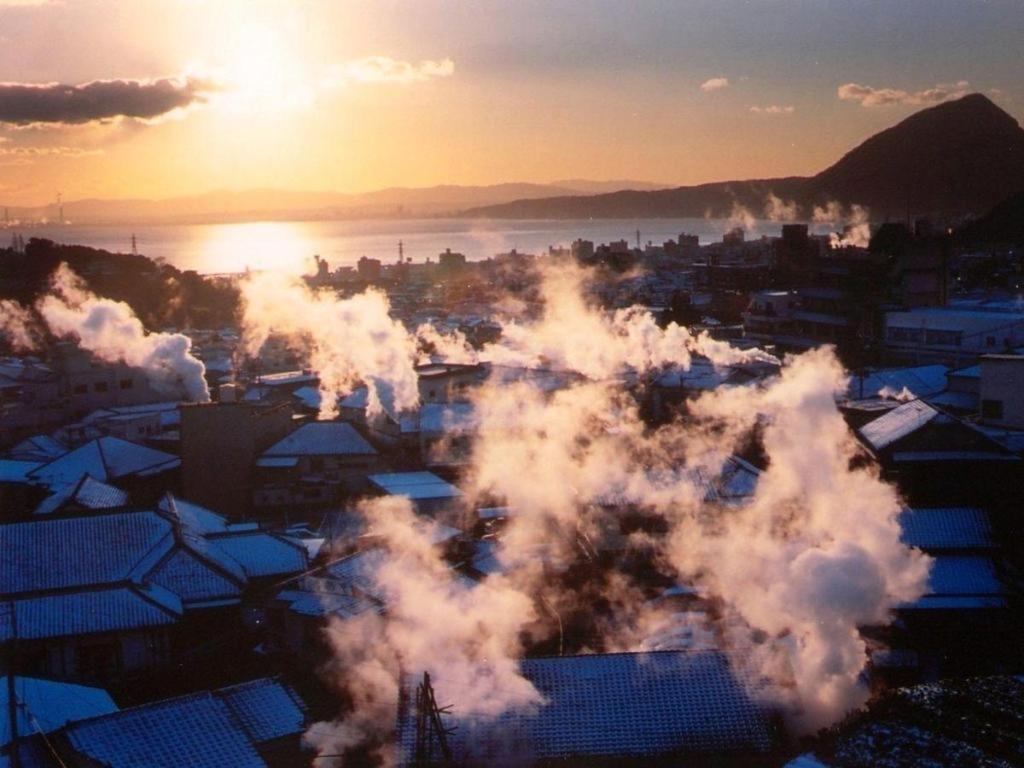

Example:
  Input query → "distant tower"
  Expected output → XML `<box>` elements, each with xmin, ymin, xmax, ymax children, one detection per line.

<box><xmin>131</xmin><ymin>234</ymin><xmax>138</xmax><ymax>256</ymax></box>
<box><xmin>399</xmin><ymin>239</ymin><xmax>404</xmax><ymax>262</ymax></box>
<box><xmin>636</xmin><ymin>228</ymin><xmax>641</xmax><ymax>249</ymax></box>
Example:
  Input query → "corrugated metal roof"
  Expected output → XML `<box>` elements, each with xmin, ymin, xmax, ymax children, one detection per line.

<box><xmin>0</xmin><ymin>512</ymin><xmax>172</xmax><ymax>594</ymax></box>
<box><xmin>3</xmin><ymin>584</ymin><xmax>182</xmax><ymax>641</ymax></box>
<box><xmin>210</xmin><ymin>533</ymin><xmax>307</xmax><ymax>578</ymax></box>
<box><xmin>859</xmin><ymin>400</ymin><xmax>939</xmax><ymax>451</ymax></box>
<box><xmin>849</xmin><ymin>365</ymin><xmax>950</xmax><ymax>399</ymax></box>
<box><xmin>2</xmin><ymin>677</ymin><xmax>118</xmax><ymax>748</ymax></box>
<box><xmin>898</xmin><ymin>508</ymin><xmax>994</xmax><ymax>551</ymax></box>
<box><xmin>263</xmin><ymin>422</ymin><xmax>376</xmax><ymax>457</ymax></box>
<box><xmin>398</xmin><ymin>651</ymin><xmax>774</xmax><ymax>765</ymax></box>
<box><xmin>27</xmin><ymin>437</ymin><xmax>179</xmax><ymax>489</ymax></box>
<box><xmin>368</xmin><ymin>471</ymin><xmax>462</xmax><ymax>500</ymax></box>
<box><xmin>215</xmin><ymin>678</ymin><xmax>306</xmax><ymax>743</ymax></box>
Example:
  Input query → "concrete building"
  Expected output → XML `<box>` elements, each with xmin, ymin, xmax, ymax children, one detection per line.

<box><xmin>180</xmin><ymin>402</ymin><xmax>293</xmax><ymax>519</ymax></box>
<box><xmin>979</xmin><ymin>354</ymin><xmax>1024</xmax><ymax>428</ymax></box>
<box><xmin>883</xmin><ymin>307</ymin><xmax>1024</xmax><ymax>366</ymax></box>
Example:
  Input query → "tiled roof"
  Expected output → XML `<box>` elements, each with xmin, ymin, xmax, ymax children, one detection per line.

<box><xmin>285</xmin><ymin>590</ymin><xmax>380</xmax><ymax>619</ymax></box>
<box><xmin>34</xmin><ymin>474</ymin><xmax>129</xmax><ymax>515</ymax></box>
<box><xmin>901</xmin><ymin>555</ymin><xmax>1006</xmax><ymax>610</ymax></box>
<box><xmin>368</xmin><ymin>471</ymin><xmax>462</xmax><ymax>500</ymax></box>
<box><xmin>215</xmin><ymin>678</ymin><xmax>307</xmax><ymax>743</ymax></box>
<box><xmin>64</xmin><ymin>692</ymin><xmax>265</xmax><ymax>768</ymax></box>
<box><xmin>898</xmin><ymin>507</ymin><xmax>994</xmax><ymax>551</ymax></box>
<box><xmin>323</xmin><ymin>549</ymin><xmax>389</xmax><ymax>602</ymax></box>
<box><xmin>3</xmin><ymin>584</ymin><xmax>182</xmax><ymax>641</ymax></box>
<box><xmin>210</xmin><ymin>532</ymin><xmax>307</xmax><ymax>578</ymax></box>
<box><xmin>263</xmin><ymin>422</ymin><xmax>376</xmax><ymax>457</ymax></box>
<box><xmin>150</xmin><ymin>549</ymin><xmax>244</xmax><ymax>606</ymax></box>
<box><xmin>62</xmin><ymin>678</ymin><xmax>304</xmax><ymax>768</ymax></box>
<box><xmin>159</xmin><ymin>494</ymin><xmax>232</xmax><ymax>534</ymax></box>
<box><xmin>27</xmin><ymin>437</ymin><xmax>179</xmax><ymax>489</ymax></box>
<box><xmin>2</xmin><ymin>677</ymin><xmax>117</xmax><ymax>748</ymax></box>
<box><xmin>0</xmin><ymin>512</ymin><xmax>172</xmax><ymax>594</ymax></box>
<box><xmin>398</xmin><ymin>651</ymin><xmax>775</xmax><ymax>764</ymax></box>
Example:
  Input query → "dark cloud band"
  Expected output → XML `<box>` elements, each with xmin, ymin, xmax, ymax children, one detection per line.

<box><xmin>0</xmin><ymin>76</ymin><xmax>216</xmax><ymax>125</ymax></box>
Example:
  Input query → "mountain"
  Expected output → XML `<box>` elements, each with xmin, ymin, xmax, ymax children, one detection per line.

<box><xmin>957</xmin><ymin>188</ymin><xmax>1024</xmax><ymax>245</ymax></box>
<box><xmin>463</xmin><ymin>94</ymin><xmax>1024</xmax><ymax>220</ymax></box>
<box><xmin>1</xmin><ymin>180</ymin><xmax>668</xmax><ymax>225</ymax></box>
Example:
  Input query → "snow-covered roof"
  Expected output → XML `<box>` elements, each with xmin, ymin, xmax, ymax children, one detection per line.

<box><xmin>398</xmin><ymin>650</ymin><xmax>774</xmax><ymax>764</ymax></box>
<box><xmin>34</xmin><ymin>474</ymin><xmax>129</xmax><ymax>515</ymax></box>
<box><xmin>418</xmin><ymin>402</ymin><xmax>478</xmax><ymax>435</ymax></box>
<box><xmin>0</xmin><ymin>460</ymin><xmax>42</xmax><ymax>483</ymax></box>
<box><xmin>263</xmin><ymin>422</ymin><xmax>376</xmax><ymax>457</ymax></box>
<box><xmin>210</xmin><ymin>532</ymin><xmax>307</xmax><ymax>578</ymax></box>
<box><xmin>5</xmin><ymin>435</ymin><xmax>67</xmax><ymax>463</ymax></box>
<box><xmin>26</xmin><ymin>436</ymin><xmax>180</xmax><ymax>489</ymax></box>
<box><xmin>368</xmin><ymin>471</ymin><xmax>462</xmax><ymax>500</ymax></box>
<box><xmin>848</xmin><ymin>365</ymin><xmax>950</xmax><ymax>399</ymax></box>
<box><xmin>1</xmin><ymin>677</ymin><xmax>117</xmax><ymax>748</ymax></box>
<box><xmin>898</xmin><ymin>507</ymin><xmax>994</xmax><ymax>551</ymax></box>
<box><xmin>158</xmin><ymin>494</ymin><xmax>232</xmax><ymax>535</ymax></box>
<box><xmin>291</xmin><ymin>385</ymin><xmax>322</xmax><ymax>410</ymax></box>
<box><xmin>2</xmin><ymin>584</ymin><xmax>183</xmax><ymax>641</ymax></box>
<box><xmin>62</xmin><ymin>677</ymin><xmax>305</xmax><ymax>768</ymax></box>
<box><xmin>901</xmin><ymin>555</ymin><xmax>1006</xmax><ymax>610</ymax></box>
<box><xmin>858</xmin><ymin>400</ymin><xmax>940</xmax><ymax>451</ymax></box>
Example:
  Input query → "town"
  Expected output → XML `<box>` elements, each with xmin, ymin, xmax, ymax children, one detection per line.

<box><xmin>1</xmin><ymin>193</ymin><xmax>1022</xmax><ymax>766</ymax></box>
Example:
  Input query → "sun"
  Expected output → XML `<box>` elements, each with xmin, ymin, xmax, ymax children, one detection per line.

<box><xmin>215</xmin><ymin>21</ymin><xmax>314</xmax><ymax>113</ymax></box>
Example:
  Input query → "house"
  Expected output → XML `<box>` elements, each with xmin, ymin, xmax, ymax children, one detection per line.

<box><xmin>25</xmin><ymin>436</ymin><xmax>181</xmax><ymax>503</ymax></box>
<box><xmin>1</xmin><ymin>677</ymin><xmax>118</xmax><ymax>751</ymax></box>
<box><xmin>33</xmin><ymin>474</ymin><xmax>128</xmax><ymax>516</ymax></box>
<box><xmin>4</xmin><ymin>677</ymin><xmax>307</xmax><ymax>768</ymax></box>
<box><xmin>396</xmin><ymin>650</ymin><xmax>779</xmax><ymax>766</ymax></box>
<box><xmin>368</xmin><ymin>471</ymin><xmax>464</xmax><ymax>521</ymax></box>
<box><xmin>0</xmin><ymin>500</ymin><xmax>307</xmax><ymax>684</ymax></box>
<box><xmin>855</xmin><ymin>399</ymin><xmax>1020</xmax><ymax>505</ymax></box>
<box><xmin>254</xmin><ymin>421</ymin><xmax>381</xmax><ymax>512</ymax></box>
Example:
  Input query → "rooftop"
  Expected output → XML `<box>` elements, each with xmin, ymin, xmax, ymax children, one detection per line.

<box><xmin>368</xmin><ymin>471</ymin><xmax>463</xmax><ymax>500</ymax></box>
<box><xmin>263</xmin><ymin>422</ymin><xmax>376</xmax><ymax>457</ymax></box>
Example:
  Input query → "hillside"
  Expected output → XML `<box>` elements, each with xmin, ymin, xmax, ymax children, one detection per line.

<box><xmin>957</xmin><ymin>187</ymin><xmax>1024</xmax><ymax>245</ymax></box>
<box><xmin>464</xmin><ymin>94</ymin><xmax>1024</xmax><ymax>220</ymax></box>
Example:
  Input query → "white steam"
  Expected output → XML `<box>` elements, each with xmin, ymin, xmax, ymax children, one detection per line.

<box><xmin>814</xmin><ymin>202</ymin><xmax>872</xmax><ymax>248</ymax></box>
<box><xmin>0</xmin><ymin>264</ymin><xmax>209</xmax><ymax>401</ymax></box>
<box><xmin>238</xmin><ymin>272</ymin><xmax>420</xmax><ymax>419</ymax></box>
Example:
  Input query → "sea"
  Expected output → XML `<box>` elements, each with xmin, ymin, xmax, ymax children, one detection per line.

<box><xmin>8</xmin><ymin>217</ymin><xmax>834</xmax><ymax>276</ymax></box>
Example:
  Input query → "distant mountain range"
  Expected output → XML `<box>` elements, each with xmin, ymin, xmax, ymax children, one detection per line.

<box><xmin>462</xmin><ymin>94</ymin><xmax>1024</xmax><ymax>221</ymax></box>
<box><xmin>1</xmin><ymin>179</ymin><xmax>668</xmax><ymax>225</ymax></box>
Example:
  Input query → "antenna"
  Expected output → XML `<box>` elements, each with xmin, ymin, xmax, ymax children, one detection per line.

<box><xmin>413</xmin><ymin>671</ymin><xmax>454</xmax><ymax>767</ymax></box>
<box><xmin>131</xmin><ymin>234</ymin><xmax>138</xmax><ymax>256</ymax></box>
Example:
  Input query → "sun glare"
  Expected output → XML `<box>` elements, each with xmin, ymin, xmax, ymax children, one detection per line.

<box><xmin>198</xmin><ymin>221</ymin><xmax>316</xmax><ymax>274</ymax></box>
<box><xmin>216</xmin><ymin>21</ymin><xmax>313</xmax><ymax>112</ymax></box>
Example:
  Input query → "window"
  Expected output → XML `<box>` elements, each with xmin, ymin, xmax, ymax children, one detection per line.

<box><xmin>94</xmin><ymin>381</ymin><xmax>109</xmax><ymax>393</ymax></box>
<box><xmin>119</xmin><ymin>379</ymin><xmax>134</xmax><ymax>390</ymax></box>
<box><xmin>981</xmin><ymin>399</ymin><xmax>1004</xmax><ymax>420</ymax></box>
<box><xmin>73</xmin><ymin>384</ymin><xmax>88</xmax><ymax>395</ymax></box>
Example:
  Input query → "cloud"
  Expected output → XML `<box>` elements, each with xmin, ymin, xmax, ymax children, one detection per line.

<box><xmin>749</xmin><ymin>104</ymin><xmax>795</xmax><ymax>114</ymax></box>
<box><xmin>700</xmin><ymin>76</ymin><xmax>729</xmax><ymax>92</ymax></box>
<box><xmin>334</xmin><ymin>56</ymin><xmax>455</xmax><ymax>85</ymax></box>
<box><xmin>837</xmin><ymin>80</ymin><xmax>970</xmax><ymax>107</ymax></box>
<box><xmin>0</xmin><ymin>143</ymin><xmax>101</xmax><ymax>157</ymax></box>
<box><xmin>0</xmin><ymin>75</ymin><xmax>217</xmax><ymax>126</ymax></box>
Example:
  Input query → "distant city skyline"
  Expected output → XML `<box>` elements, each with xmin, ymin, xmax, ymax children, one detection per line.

<box><xmin>1</xmin><ymin>0</ymin><xmax>1022</xmax><ymax>206</ymax></box>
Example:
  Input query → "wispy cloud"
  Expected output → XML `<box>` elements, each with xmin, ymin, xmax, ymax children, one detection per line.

<box><xmin>699</xmin><ymin>76</ymin><xmax>729</xmax><ymax>93</ymax></box>
<box><xmin>333</xmin><ymin>56</ymin><xmax>455</xmax><ymax>85</ymax></box>
<box><xmin>749</xmin><ymin>104</ymin><xmax>795</xmax><ymax>115</ymax></box>
<box><xmin>0</xmin><ymin>143</ymin><xmax>101</xmax><ymax>157</ymax></box>
<box><xmin>837</xmin><ymin>80</ymin><xmax>970</xmax><ymax>107</ymax></box>
<box><xmin>0</xmin><ymin>75</ymin><xmax>217</xmax><ymax>126</ymax></box>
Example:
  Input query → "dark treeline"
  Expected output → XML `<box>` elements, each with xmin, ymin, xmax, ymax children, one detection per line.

<box><xmin>0</xmin><ymin>238</ymin><xmax>239</xmax><ymax>330</ymax></box>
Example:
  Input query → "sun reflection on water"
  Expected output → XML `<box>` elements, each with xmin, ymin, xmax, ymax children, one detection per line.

<box><xmin>195</xmin><ymin>221</ymin><xmax>317</xmax><ymax>275</ymax></box>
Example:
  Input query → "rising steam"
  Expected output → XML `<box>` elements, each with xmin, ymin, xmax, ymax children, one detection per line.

<box><xmin>0</xmin><ymin>264</ymin><xmax>209</xmax><ymax>401</ymax></box>
<box><xmin>308</xmin><ymin>262</ymin><xmax>927</xmax><ymax>763</ymax></box>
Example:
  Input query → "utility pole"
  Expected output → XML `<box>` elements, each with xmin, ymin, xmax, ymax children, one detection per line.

<box><xmin>3</xmin><ymin>602</ymin><xmax>19</xmax><ymax>768</ymax></box>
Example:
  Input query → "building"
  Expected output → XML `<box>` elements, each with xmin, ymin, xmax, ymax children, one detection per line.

<box><xmin>180</xmin><ymin>402</ymin><xmax>293</xmax><ymax>519</ymax></box>
<box><xmin>883</xmin><ymin>307</ymin><xmax>1024</xmax><ymax>366</ymax></box>
<box><xmin>4</xmin><ymin>677</ymin><xmax>307</xmax><ymax>768</ymax></box>
<box><xmin>397</xmin><ymin>650</ymin><xmax>779</xmax><ymax>766</ymax></box>
<box><xmin>254</xmin><ymin>421</ymin><xmax>381</xmax><ymax>512</ymax></box>
<box><xmin>978</xmin><ymin>353</ymin><xmax>1024</xmax><ymax>428</ymax></box>
<box><xmin>368</xmin><ymin>470</ymin><xmax>464</xmax><ymax>521</ymax></box>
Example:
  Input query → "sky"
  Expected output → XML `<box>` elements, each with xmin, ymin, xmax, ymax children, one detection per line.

<box><xmin>0</xmin><ymin>0</ymin><xmax>1022</xmax><ymax>205</ymax></box>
